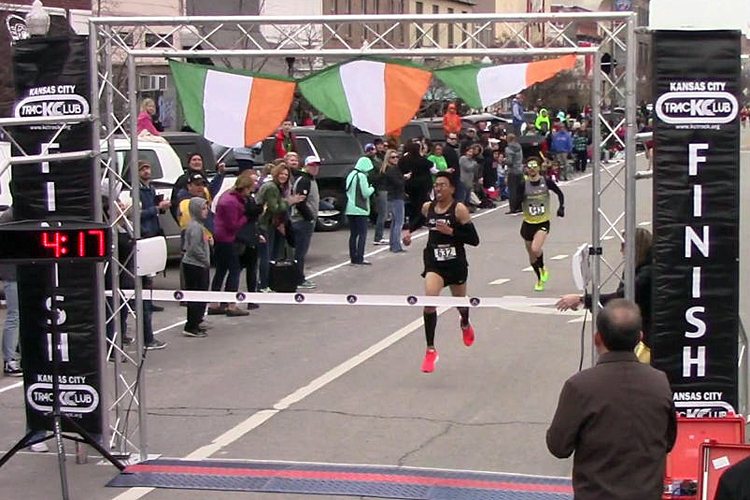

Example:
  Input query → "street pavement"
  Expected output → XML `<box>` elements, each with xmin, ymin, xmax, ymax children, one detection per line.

<box><xmin>1</xmin><ymin>135</ymin><xmax>749</xmax><ymax>500</ymax></box>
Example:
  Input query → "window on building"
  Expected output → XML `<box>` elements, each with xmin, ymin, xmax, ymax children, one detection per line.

<box><xmin>347</xmin><ymin>0</ymin><xmax>353</xmax><ymax>38</ymax></box>
<box><xmin>461</xmin><ymin>11</ymin><xmax>467</xmax><ymax>45</ymax></box>
<box><xmin>447</xmin><ymin>8</ymin><xmax>454</xmax><ymax>47</ymax></box>
<box><xmin>375</xmin><ymin>0</ymin><xmax>380</xmax><ymax>13</ymax></box>
<box><xmin>144</xmin><ymin>33</ymin><xmax>173</xmax><ymax>48</ymax></box>
<box><xmin>363</xmin><ymin>0</ymin><xmax>367</xmax><ymax>14</ymax></box>
<box><xmin>415</xmin><ymin>2</ymin><xmax>423</xmax><ymax>47</ymax></box>
<box><xmin>432</xmin><ymin>5</ymin><xmax>439</xmax><ymax>45</ymax></box>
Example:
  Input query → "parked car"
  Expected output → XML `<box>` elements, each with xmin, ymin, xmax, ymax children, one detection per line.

<box><xmin>461</xmin><ymin>113</ymin><xmax>512</xmax><ymax>130</ymax></box>
<box><xmin>400</xmin><ymin>118</ymin><xmax>446</xmax><ymax>143</ymax></box>
<box><xmin>161</xmin><ymin>131</ymin><xmax>217</xmax><ymax>173</ymax></box>
<box><xmin>104</xmin><ymin>138</ymin><xmax>234</xmax><ymax>259</ymax></box>
<box><xmin>214</xmin><ymin>128</ymin><xmax>364</xmax><ymax>231</ymax></box>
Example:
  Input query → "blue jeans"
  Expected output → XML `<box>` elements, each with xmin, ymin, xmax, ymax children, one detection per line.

<box><xmin>2</xmin><ymin>281</ymin><xmax>18</xmax><ymax>362</ymax></box>
<box><xmin>347</xmin><ymin>215</ymin><xmax>368</xmax><ymax>264</ymax></box>
<box><xmin>211</xmin><ymin>242</ymin><xmax>241</xmax><ymax>293</ymax></box>
<box><xmin>373</xmin><ymin>191</ymin><xmax>388</xmax><ymax>242</ymax></box>
<box><xmin>388</xmin><ymin>199</ymin><xmax>405</xmax><ymax>252</ymax></box>
<box><xmin>292</xmin><ymin>220</ymin><xmax>315</xmax><ymax>280</ymax></box>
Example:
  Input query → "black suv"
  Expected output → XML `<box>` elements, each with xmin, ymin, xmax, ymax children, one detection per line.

<box><xmin>214</xmin><ymin>128</ymin><xmax>364</xmax><ymax>231</ymax></box>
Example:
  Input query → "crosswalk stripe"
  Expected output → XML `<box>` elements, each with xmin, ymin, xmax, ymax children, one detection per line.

<box><xmin>550</xmin><ymin>254</ymin><xmax>568</xmax><ymax>260</ymax></box>
<box><xmin>489</xmin><ymin>278</ymin><xmax>510</xmax><ymax>285</ymax></box>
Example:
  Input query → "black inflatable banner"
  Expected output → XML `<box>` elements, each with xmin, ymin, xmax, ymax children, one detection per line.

<box><xmin>651</xmin><ymin>30</ymin><xmax>740</xmax><ymax>417</ymax></box>
<box><xmin>11</xmin><ymin>36</ymin><xmax>102</xmax><ymax>434</ymax></box>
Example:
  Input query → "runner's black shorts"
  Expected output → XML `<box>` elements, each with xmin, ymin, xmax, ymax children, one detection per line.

<box><xmin>421</xmin><ymin>264</ymin><xmax>468</xmax><ymax>286</ymax></box>
<box><xmin>520</xmin><ymin>220</ymin><xmax>550</xmax><ymax>242</ymax></box>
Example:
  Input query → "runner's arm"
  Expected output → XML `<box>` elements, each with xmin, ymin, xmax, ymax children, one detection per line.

<box><xmin>546</xmin><ymin>178</ymin><xmax>565</xmax><ymax>216</ymax></box>
<box><xmin>452</xmin><ymin>203</ymin><xmax>480</xmax><ymax>246</ymax></box>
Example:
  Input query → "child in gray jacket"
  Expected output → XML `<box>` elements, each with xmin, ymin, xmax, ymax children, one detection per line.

<box><xmin>181</xmin><ymin>197</ymin><xmax>212</xmax><ymax>337</ymax></box>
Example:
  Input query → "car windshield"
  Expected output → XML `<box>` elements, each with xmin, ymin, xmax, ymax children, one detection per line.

<box><xmin>310</xmin><ymin>135</ymin><xmax>362</xmax><ymax>163</ymax></box>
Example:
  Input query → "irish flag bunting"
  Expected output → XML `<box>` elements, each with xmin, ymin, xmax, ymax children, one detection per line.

<box><xmin>298</xmin><ymin>59</ymin><xmax>432</xmax><ymax>136</ymax></box>
<box><xmin>433</xmin><ymin>55</ymin><xmax>577</xmax><ymax>109</ymax></box>
<box><xmin>169</xmin><ymin>60</ymin><xmax>296</xmax><ymax>147</ymax></box>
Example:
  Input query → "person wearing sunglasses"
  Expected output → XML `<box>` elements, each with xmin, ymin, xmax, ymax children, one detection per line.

<box><xmin>518</xmin><ymin>157</ymin><xmax>565</xmax><ymax>292</ymax></box>
<box><xmin>381</xmin><ymin>149</ymin><xmax>411</xmax><ymax>253</ymax></box>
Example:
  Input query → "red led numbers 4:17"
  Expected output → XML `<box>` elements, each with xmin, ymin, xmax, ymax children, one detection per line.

<box><xmin>41</xmin><ymin>230</ymin><xmax>106</xmax><ymax>258</ymax></box>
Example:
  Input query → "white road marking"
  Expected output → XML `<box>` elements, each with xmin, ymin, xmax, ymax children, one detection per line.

<box><xmin>602</xmin><ymin>235</ymin><xmax>615</xmax><ymax>241</ymax></box>
<box><xmin>154</xmin><ymin>320</ymin><xmax>185</xmax><ymax>335</ymax></box>
<box><xmin>550</xmin><ymin>254</ymin><xmax>568</xmax><ymax>261</ymax></box>
<box><xmin>638</xmin><ymin>221</ymin><xmax>651</xmax><ymax>226</ymax></box>
<box><xmin>522</xmin><ymin>266</ymin><xmax>533</xmax><ymax>272</ymax></box>
<box><xmin>112</xmin><ymin>307</ymin><xmax>450</xmax><ymax>500</ymax></box>
<box><xmin>0</xmin><ymin>381</ymin><xmax>23</xmax><ymax>394</ymax></box>
<box><xmin>489</xmin><ymin>278</ymin><xmax>510</xmax><ymax>285</ymax></box>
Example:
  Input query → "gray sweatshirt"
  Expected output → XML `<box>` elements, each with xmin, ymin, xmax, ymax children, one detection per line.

<box><xmin>181</xmin><ymin>197</ymin><xmax>210</xmax><ymax>268</ymax></box>
<box><xmin>459</xmin><ymin>155</ymin><xmax>480</xmax><ymax>189</ymax></box>
<box><xmin>504</xmin><ymin>142</ymin><xmax>523</xmax><ymax>175</ymax></box>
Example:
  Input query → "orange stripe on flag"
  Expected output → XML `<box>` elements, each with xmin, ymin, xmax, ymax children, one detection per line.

<box><xmin>384</xmin><ymin>64</ymin><xmax>432</xmax><ymax>135</ymax></box>
<box><xmin>245</xmin><ymin>79</ymin><xmax>296</xmax><ymax>147</ymax></box>
<box><xmin>525</xmin><ymin>55</ymin><xmax>577</xmax><ymax>87</ymax></box>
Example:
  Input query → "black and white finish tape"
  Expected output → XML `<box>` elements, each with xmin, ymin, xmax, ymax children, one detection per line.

<box><xmin>114</xmin><ymin>290</ymin><xmax>558</xmax><ymax>309</ymax></box>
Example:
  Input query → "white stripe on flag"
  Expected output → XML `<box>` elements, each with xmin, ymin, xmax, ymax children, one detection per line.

<box><xmin>340</xmin><ymin>60</ymin><xmax>386</xmax><ymax>135</ymax></box>
<box><xmin>203</xmin><ymin>71</ymin><xmax>253</xmax><ymax>147</ymax></box>
<box><xmin>477</xmin><ymin>63</ymin><xmax>528</xmax><ymax>109</ymax></box>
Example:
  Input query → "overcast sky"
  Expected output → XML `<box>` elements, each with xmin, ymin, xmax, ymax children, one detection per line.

<box><xmin>650</xmin><ymin>0</ymin><xmax>750</xmax><ymax>38</ymax></box>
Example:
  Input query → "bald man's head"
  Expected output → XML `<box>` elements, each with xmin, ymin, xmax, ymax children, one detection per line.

<box><xmin>596</xmin><ymin>299</ymin><xmax>642</xmax><ymax>351</ymax></box>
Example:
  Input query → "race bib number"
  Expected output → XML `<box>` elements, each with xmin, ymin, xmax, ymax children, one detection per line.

<box><xmin>434</xmin><ymin>246</ymin><xmax>457</xmax><ymax>261</ymax></box>
<box><xmin>528</xmin><ymin>204</ymin><xmax>546</xmax><ymax>216</ymax></box>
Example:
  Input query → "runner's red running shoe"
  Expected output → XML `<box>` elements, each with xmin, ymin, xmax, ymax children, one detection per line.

<box><xmin>421</xmin><ymin>349</ymin><xmax>439</xmax><ymax>373</ymax></box>
<box><xmin>461</xmin><ymin>323</ymin><xmax>475</xmax><ymax>347</ymax></box>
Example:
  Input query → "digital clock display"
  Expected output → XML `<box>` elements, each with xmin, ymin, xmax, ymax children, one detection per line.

<box><xmin>0</xmin><ymin>224</ymin><xmax>110</xmax><ymax>262</ymax></box>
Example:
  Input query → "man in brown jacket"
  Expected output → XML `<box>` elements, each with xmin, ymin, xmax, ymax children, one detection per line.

<box><xmin>546</xmin><ymin>298</ymin><xmax>677</xmax><ymax>500</ymax></box>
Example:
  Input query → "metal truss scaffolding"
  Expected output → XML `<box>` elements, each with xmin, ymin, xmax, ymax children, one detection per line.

<box><xmin>83</xmin><ymin>12</ymin><xmax>637</xmax><ymax>461</ymax></box>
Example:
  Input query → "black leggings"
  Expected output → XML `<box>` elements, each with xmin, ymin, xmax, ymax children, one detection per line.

<box><xmin>183</xmin><ymin>263</ymin><xmax>209</xmax><ymax>329</ymax></box>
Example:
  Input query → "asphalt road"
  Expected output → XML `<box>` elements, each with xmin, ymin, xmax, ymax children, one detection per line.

<box><xmin>1</xmin><ymin>132</ymin><xmax>749</xmax><ymax>500</ymax></box>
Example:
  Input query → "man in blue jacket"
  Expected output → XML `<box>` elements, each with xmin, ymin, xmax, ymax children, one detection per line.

<box><xmin>512</xmin><ymin>94</ymin><xmax>526</xmax><ymax>135</ymax></box>
<box><xmin>550</xmin><ymin>125</ymin><xmax>574</xmax><ymax>181</ymax></box>
<box><xmin>137</xmin><ymin>160</ymin><xmax>169</xmax><ymax>349</ymax></box>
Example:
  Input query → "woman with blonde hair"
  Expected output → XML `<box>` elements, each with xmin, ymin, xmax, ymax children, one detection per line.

<box><xmin>256</xmin><ymin>163</ymin><xmax>305</xmax><ymax>291</ymax></box>
<box><xmin>381</xmin><ymin>149</ymin><xmax>411</xmax><ymax>253</ymax></box>
<box><xmin>137</xmin><ymin>98</ymin><xmax>161</xmax><ymax>136</ymax></box>
<box><xmin>207</xmin><ymin>173</ymin><xmax>260</xmax><ymax>316</ymax></box>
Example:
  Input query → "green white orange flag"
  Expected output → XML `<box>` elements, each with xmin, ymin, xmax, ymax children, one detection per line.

<box><xmin>433</xmin><ymin>55</ymin><xmax>577</xmax><ymax>109</ymax></box>
<box><xmin>297</xmin><ymin>59</ymin><xmax>432</xmax><ymax>136</ymax></box>
<box><xmin>169</xmin><ymin>60</ymin><xmax>296</xmax><ymax>147</ymax></box>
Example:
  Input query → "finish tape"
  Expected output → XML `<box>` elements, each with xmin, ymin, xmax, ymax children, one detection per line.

<box><xmin>112</xmin><ymin>290</ymin><xmax>558</xmax><ymax>309</ymax></box>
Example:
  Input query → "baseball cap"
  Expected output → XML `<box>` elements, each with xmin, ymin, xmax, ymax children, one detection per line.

<box><xmin>364</xmin><ymin>143</ymin><xmax>376</xmax><ymax>153</ymax></box>
<box><xmin>187</xmin><ymin>172</ymin><xmax>207</xmax><ymax>184</ymax></box>
<box><xmin>304</xmin><ymin>155</ymin><xmax>321</xmax><ymax>166</ymax></box>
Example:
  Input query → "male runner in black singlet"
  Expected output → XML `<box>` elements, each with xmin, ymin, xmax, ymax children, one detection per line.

<box><xmin>519</xmin><ymin>157</ymin><xmax>564</xmax><ymax>291</ymax></box>
<box><xmin>402</xmin><ymin>172</ymin><xmax>480</xmax><ymax>373</ymax></box>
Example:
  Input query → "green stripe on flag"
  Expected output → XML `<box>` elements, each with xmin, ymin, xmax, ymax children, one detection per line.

<box><xmin>169</xmin><ymin>60</ymin><xmax>208</xmax><ymax>134</ymax></box>
<box><xmin>433</xmin><ymin>64</ymin><xmax>483</xmax><ymax>110</ymax></box>
<box><xmin>297</xmin><ymin>65</ymin><xmax>352</xmax><ymax>124</ymax></box>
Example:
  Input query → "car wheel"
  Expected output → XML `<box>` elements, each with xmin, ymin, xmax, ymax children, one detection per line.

<box><xmin>316</xmin><ymin>189</ymin><xmax>345</xmax><ymax>232</ymax></box>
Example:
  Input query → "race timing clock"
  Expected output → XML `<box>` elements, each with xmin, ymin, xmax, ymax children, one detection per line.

<box><xmin>0</xmin><ymin>221</ymin><xmax>110</xmax><ymax>263</ymax></box>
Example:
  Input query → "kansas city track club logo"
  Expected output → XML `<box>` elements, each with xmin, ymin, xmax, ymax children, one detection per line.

<box><xmin>656</xmin><ymin>86</ymin><xmax>738</xmax><ymax>125</ymax></box>
<box><xmin>14</xmin><ymin>86</ymin><xmax>90</xmax><ymax>119</ymax></box>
